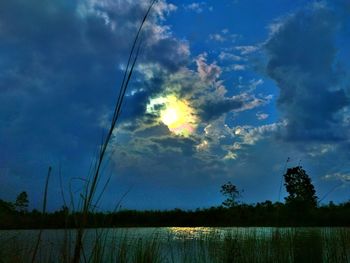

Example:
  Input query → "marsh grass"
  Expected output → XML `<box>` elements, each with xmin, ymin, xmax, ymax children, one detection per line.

<box><xmin>31</xmin><ymin>166</ymin><xmax>52</xmax><ymax>263</ymax></box>
<box><xmin>1</xmin><ymin>228</ymin><xmax>348</xmax><ymax>263</ymax></box>
<box><xmin>323</xmin><ymin>228</ymin><xmax>350</xmax><ymax>262</ymax></box>
<box><xmin>70</xmin><ymin>0</ymin><xmax>158</xmax><ymax>262</ymax></box>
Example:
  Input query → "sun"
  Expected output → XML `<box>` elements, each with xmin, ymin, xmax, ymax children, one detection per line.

<box><xmin>161</xmin><ymin>107</ymin><xmax>178</xmax><ymax>126</ymax></box>
<box><xmin>147</xmin><ymin>95</ymin><xmax>197</xmax><ymax>136</ymax></box>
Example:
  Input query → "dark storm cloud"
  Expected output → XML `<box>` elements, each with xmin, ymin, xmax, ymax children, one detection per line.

<box><xmin>121</xmin><ymin>74</ymin><xmax>166</xmax><ymax>122</ymax></box>
<box><xmin>144</xmin><ymin>38</ymin><xmax>190</xmax><ymax>72</ymax></box>
<box><xmin>265</xmin><ymin>4</ymin><xmax>349</xmax><ymax>142</ymax></box>
<box><xmin>151</xmin><ymin>136</ymin><xmax>198</xmax><ymax>156</ymax></box>
<box><xmin>197</xmin><ymin>93</ymin><xmax>271</xmax><ymax>122</ymax></box>
<box><xmin>199</xmin><ymin>97</ymin><xmax>243</xmax><ymax>122</ymax></box>
<box><xmin>191</xmin><ymin>53</ymin><xmax>271</xmax><ymax>123</ymax></box>
<box><xmin>0</xmin><ymin>0</ymin><xmax>188</xmax><ymax>206</ymax></box>
<box><xmin>133</xmin><ymin>123</ymin><xmax>169</xmax><ymax>137</ymax></box>
<box><xmin>110</xmin><ymin>132</ymin><xmax>227</xmax><ymax>196</ymax></box>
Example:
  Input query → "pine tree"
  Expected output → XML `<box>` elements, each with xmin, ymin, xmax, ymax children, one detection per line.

<box><xmin>284</xmin><ymin>166</ymin><xmax>317</xmax><ymax>209</ymax></box>
<box><xmin>220</xmin><ymin>181</ymin><xmax>240</xmax><ymax>208</ymax></box>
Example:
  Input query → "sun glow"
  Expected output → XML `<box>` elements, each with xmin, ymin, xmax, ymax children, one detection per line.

<box><xmin>161</xmin><ymin>107</ymin><xmax>178</xmax><ymax>126</ymax></box>
<box><xmin>147</xmin><ymin>95</ymin><xmax>197</xmax><ymax>136</ymax></box>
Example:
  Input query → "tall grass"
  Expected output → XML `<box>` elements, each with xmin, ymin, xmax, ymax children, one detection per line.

<box><xmin>1</xmin><ymin>227</ymin><xmax>349</xmax><ymax>263</ymax></box>
<box><xmin>31</xmin><ymin>166</ymin><xmax>52</xmax><ymax>263</ymax></box>
<box><xmin>71</xmin><ymin>1</ymin><xmax>158</xmax><ymax>262</ymax></box>
<box><xmin>0</xmin><ymin>2</ymin><xmax>158</xmax><ymax>262</ymax></box>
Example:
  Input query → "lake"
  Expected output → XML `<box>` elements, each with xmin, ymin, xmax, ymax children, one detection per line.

<box><xmin>1</xmin><ymin>227</ymin><xmax>349</xmax><ymax>262</ymax></box>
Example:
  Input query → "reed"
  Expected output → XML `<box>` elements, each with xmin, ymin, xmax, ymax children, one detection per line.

<box><xmin>31</xmin><ymin>166</ymin><xmax>52</xmax><ymax>263</ymax></box>
<box><xmin>1</xmin><ymin>227</ymin><xmax>350</xmax><ymax>262</ymax></box>
<box><xmin>71</xmin><ymin>1</ymin><xmax>158</xmax><ymax>262</ymax></box>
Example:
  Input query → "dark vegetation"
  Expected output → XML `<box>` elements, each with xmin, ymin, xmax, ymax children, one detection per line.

<box><xmin>2</xmin><ymin>228</ymin><xmax>349</xmax><ymax>263</ymax></box>
<box><xmin>1</xmin><ymin>200</ymin><xmax>350</xmax><ymax>229</ymax></box>
<box><xmin>1</xmin><ymin>166</ymin><xmax>350</xmax><ymax>229</ymax></box>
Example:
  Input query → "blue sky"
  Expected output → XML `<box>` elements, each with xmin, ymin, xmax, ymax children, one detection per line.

<box><xmin>1</xmin><ymin>0</ymin><xmax>350</xmax><ymax>210</ymax></box>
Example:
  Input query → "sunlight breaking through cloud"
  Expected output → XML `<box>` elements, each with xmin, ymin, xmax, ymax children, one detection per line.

<box><xmin>146</xmin><ymin>95</ymin><xmax>198</xmax><ymax>137</ymax></box>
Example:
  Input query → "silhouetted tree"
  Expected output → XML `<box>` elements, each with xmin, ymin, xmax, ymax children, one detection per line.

<box><xmin>220</xmin><ymin>181</ymin><xmax>240</xmax><ymax>208</ymax></box>
<box><xmin>15</xmin><ymin>191</ymin><xmax>29</xmax><ymax>212</ymax></box>
<box><xmin>284</xmin><ymin>166</ymin><xmax>317</xmax><ymax>210</ymax></box>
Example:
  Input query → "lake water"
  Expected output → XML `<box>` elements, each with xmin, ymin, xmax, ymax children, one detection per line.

<box><xmin>1</xmin><ymin>227</ymin><xmax>349</xmax><ymax>262</ymax></box>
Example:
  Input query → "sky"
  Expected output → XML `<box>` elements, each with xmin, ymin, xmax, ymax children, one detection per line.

<box><xmin>1</xmin><ymin>0</ymin><xmax>350</xmax><ymax>210</ymax></box>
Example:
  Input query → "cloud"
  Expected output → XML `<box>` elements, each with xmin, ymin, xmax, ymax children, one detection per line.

<box><xmin>209</xmin><ymin>34</ymin><xmax>226</xmax><ymax>42</ymax></box>
<box><xmin>248</xmin><ymin>79</ymin><xmax>264</xmax><ymax>90</ymax></box>
<box><xmin>109</xmin><ymin>126</ymin><xmax>226</xmax><ymax>189</ymax></box>
<box><xmin>219</xmin><ymin>52</ymin><xmax>244</xmax><ymax>61</ymax></box>
<box><xmin>235</xmin><ymin>45</ymin><xmax>260</xmax><ymax>55</ymax></box>
<box><xmin>0</xmin><ymin>0</ymin><xmax>192</xmax><ymax>206</ymax></box>
<box><xmin>230</xmin><ymin>64</ymin><xmax>246</xmax><ymax>71</ymax></box>
<box><xmin>265</xmin><ymin>4</ymin><xmax>349</xmax><ymax>142</ymax></box>
<box><xmin>183</xmin><ymin>2</ymin><xmax>212</xmax><ymax>14</ymax></box>
<box><xmin>105</xmin><ymin>45</ymin><xmax>276</xmax><ymax>190</ymax></box>
<box><xmin>233</xmin><ymin>122</ymin><xmax>286</xmax><ymax>147</ymax></box>
<box><xmin>323</xmin><ymin>172</ymin><xmax>350</xmax><ymax>183</ymax></box>
<box><xmin>234</xmin><ymin>93</ymin><xmax>273</xmax><ymax>112</ymax></box>
<box><xmin>195</xmin><ymin>53</ymin><xmax>222</xmax><ymax>83</ymax></box>
<box><xmin>184</xmin><ymin>53</ymin><xmax>272</xmax><ymax>122</ymax></box>
<box><xmin>256</xmin><ymin>112</ymin><xmax>269</xmax><ymax>120</ymax></box>
<box><xmin>199</xmin><ymin>97</ymin><xmax>244</xmax><ymax>122</ymax></box>
<box><xmin>306</xmin><ymin>144</ymin><xmax>336</xmax><ymax>157</ymax></box>
<box><xmin>193</xmin><ymin>75</ymin><xmax>271</xmax><ymax>123</ymax></box>
<box><xmin>209</xmin><ymin>29</ymin><xmax>240</xmax><ymax>43</ymax></box>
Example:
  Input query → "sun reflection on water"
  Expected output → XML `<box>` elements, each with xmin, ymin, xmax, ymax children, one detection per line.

<box><xmin>167</xmin><ymin>227</ymin><xmax>215</xmax><ymax>240</ymax></box>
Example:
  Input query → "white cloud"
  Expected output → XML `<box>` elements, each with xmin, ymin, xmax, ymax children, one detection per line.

<box><xmin>307</xmin><ymin>144</ymin><xmax>336</xmax><ymax>157</ymax></box>
<box><xmin>223</xmin><ymin>151</ymin><xmax>238</xmax><ymax>160</ymax></box>
<box><xmin>135</xmin><ymin>63</ymin><xmax>164</xmax><ymax>80</ymax></box>
<box><xmin>209</xmin><ymin>33</ymin><xmax>226</xmax><ymax>42</ymax></box>
<box><xmin>323</xmin><ymin>172</ymin><xmax>350</xmax><ymax>183</ymax></box>
<box><xmin>249</xmin><ymin>79</ymin><xmax>264</xmax><ymax>89</ymax></box>
<box><xmin>232</xmin><ymin>64</ymin><xmax>246</xmax><ymax>71</ymax></box>
<box><xmin>234</xmin><ymin>121</ymin><xmax>286</xmax><ymax>146</ymax></box>
<box><xmin>233</xmin><ymin>93</ymin><xmax>272</xmax><ymax>112</ymax></box>
<box><xmin>256</xmin><ymin>112</ymin><xmax>269</xmax><ymax>120</ymax></box>
<box><xmin>195</xmin><ymin>53</ymin><xmax>222</xmax><ymax>83</ymax></box>
<box><xmin>219</xmin><ymin>52</ymin><xmax>243</xmax><ymax>61</ymax></box>
<box><xmin>235</xmin><ymin>45</ymin><xmax>260</xmax><ymax>55</ymax></box>
<box><xmin>183</xmin><ymin>2</ymin><xmax>209</xmax><ymax>13</ymax></box>
<box><xmin>221</xmin><ymin>28</ymin><xmax>229</xmax><ymax>34</ymax></box>
<box><xmin>196</xmin><ymin>139</ymin><xmax>209</xmax><ymax>151</ymax></box>
<box><xmin>267</xmin><ymin>19</ymin><xmax>285</xmax><ymax>35</ymax></box>
<box><xmin>209</xmin><ymin>29</ymin><xmax>240</xmax><ymax>43</ymax></box>
<box><xmin>153</xmin><ymin>1</ymin><xmax>178</xmax><ymax>20</ymax></box>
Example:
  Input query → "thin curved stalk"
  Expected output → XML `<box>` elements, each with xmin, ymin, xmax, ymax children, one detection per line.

<box><xmin>71</xmin><ymin>1</ymin><xmax>158</xmax><ymax>262</ymax></box>
<box><xmin>31</xmin><ymin>166</ymin><xmax>52</xmax><ymax>263</ymax></box>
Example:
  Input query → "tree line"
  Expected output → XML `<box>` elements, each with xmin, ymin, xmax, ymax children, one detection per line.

<box><xmin>1</xmin><ymin>166</ymin><xmax>349</xmax><ymax>228</ymax></box>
